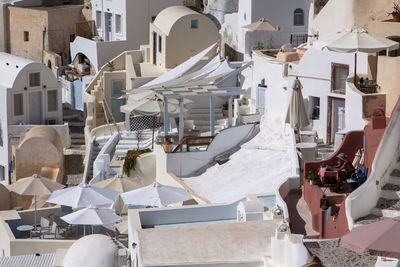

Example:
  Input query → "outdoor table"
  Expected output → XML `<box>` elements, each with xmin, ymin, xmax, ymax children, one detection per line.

<box><xmin>17</xmin><ymin>225</ymin><xmax>34</xmax><ymax>238</ymax></box>
<box><xmin>318</xmin><ymin>167</ymin><xmax>339</xmax><ymax>186</ymax></box>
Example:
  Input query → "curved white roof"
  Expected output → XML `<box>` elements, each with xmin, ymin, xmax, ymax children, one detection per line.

<box><xmin>153</xmin><ymin>6</ymin><xmax>199</xmax><ymax>35</ymax></box>
<box><xmin>0</xmin><ymin>52</ymin><xmax>36</xmax><ymax>88</ymax></box>
<box><xmin>63</xmin><ymin>234</ymin><xmax>117</xmax><ymax>267</ymax></box>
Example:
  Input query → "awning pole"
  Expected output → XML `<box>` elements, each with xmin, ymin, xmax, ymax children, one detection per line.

<box><xmin>228</xmin><ymin>96</ymin><xmax>233</xmax><ymax>128</ymax></box>
<box><xmin>163</xmin><ymin>96</ymin><xmax>169</xmax><ymax>137</ymax></box>
<box><xmin>179</xmin><ymin>98</ymin><xmax>184</xmax><ymax>141</ymax></box>
<box><xmin>210</xmin><ymin>96</ymin><xmax>215</xmax><ymax>136</ymax></box>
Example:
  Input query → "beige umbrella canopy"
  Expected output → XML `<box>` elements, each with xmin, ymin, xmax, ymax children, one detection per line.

<box><xmin>92</xmin><ymin>175</ymin><xmax>144</xmax><ymax>193</ymax></box>
<box><xmin>242</xmin><ymin>18</ymin><xmax>281</xmax><ymax>31</ymax></box>
<box><xmin>8</xmin><ymin>174</ymin><xmax>65</xmax><ymax>229</ymax></box>
<box><xmin>92</xmin><ymin>175</ymin><xmax>145</xmax><ymax>215</ymax></box>
<box><xmin>285</xmin><ymin>78</ymin><xmax>310</xmax><ymax>130</ymax></box>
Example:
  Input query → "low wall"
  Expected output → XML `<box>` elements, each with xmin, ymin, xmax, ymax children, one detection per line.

<box><xmin>92</xmin><ymin>132</ymin><xmax>120</xmax><ymax>181</ymax></box>
<box><xmin>0</xmin><ymin>210</ymin><xmax>74</xmax><ymax>257</ymax></box>
<box><xmin>346</xmin><ymin>100</ymin><xmax>400</xmax><ymax>229</ymax></box>
<box><xmin>166</xmin><ymin>125</ymin><xmax>256</xmax><ymax>177</ymax></box>
<box><xmin>18</xmin><ymin>206</ymin><xmax>61</xmax><ymax>225</ymax></box>
<box><xmin>276</xmin><ymin>176</ymin><xmax>300</xmax><ymax>221</ymax></box>
<box><xmin>8</xmin><ymin>124</ymin><xmax>71</xmax><ymax>149</ymax></box>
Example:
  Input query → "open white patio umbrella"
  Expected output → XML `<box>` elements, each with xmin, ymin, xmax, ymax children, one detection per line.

<box><xmin>121</xmin><ymin>182</ymin><xmax>192</xmax><ymax>207</ymax></box>
<box><xmin>47</xmin><ymin>182</ymin><xmax>119</xmax><ymax>209</ymax></box>
<box><xmin>285</xmin><ymin>77</ymin><xmax>310</xmax><ymax>131</ymax></box>
<box><xmin>120</xmin><ymin>91</ymin><xmax>192</xmax><ymax>117</ymax></box>
<box><xmin>92</xmin><ymin>175</ymin><xmax>145</xmax><ymax>215</ymax></box>
<box><xmin>242</xmin><ymin>18</ymin><xmax>281</xmax><ymax>31</ymax></box>
<box><xmin>61</xmin><ymin>206</ymin><xmax>122</xmax><ymax>236</ymax></box>
<box><xmin>8</xmin><ymin>174</ymin><xmax>65</xmax><ymax>229</ymax></box>
<box><xmin>313</xmin><ymin>28</ymin><xmax>399</xmax><ymax>83</ymax></box>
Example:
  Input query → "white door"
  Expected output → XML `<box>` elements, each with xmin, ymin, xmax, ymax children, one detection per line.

<box><xmin>331</xmin><ymin>99</ymin><xmax>345</xmax><ymax>143</ymax></box>
<box><xmin>105</xmin><ymin>13</ymin><xmax>112</xmax><ymax>41</ymax></box>
<box><xmin>256</xmin><ymin>87</ymin><xmax>266</xmax><ymax>114</ymax></box>
<box><xmin>29</xmin><ymin>91</ymin><xmax>43</xmax><ymax>124</ymax></box>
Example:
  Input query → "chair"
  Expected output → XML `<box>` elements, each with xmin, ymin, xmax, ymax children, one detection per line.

<box><xmin>41</xmin><ymin>222</ymin><xmax>59</xmax><ymax>239</ymax></box>
<box><xmin>31</xmin><ymin>217</ymin><xmax>51</xmax><ymax>238</ymax></box>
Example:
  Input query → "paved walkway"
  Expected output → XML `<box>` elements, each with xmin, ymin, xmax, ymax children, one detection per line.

<box><xmin>284</xmin><ymin>189</ymin><xmax>319</xmax><ymax>238</ymax></box>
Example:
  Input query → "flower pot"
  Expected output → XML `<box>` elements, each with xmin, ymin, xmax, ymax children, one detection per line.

<box><xmin>393</xmin><ymin>13</ymin><xmax>400</xmax><ymax>22</ymax></box>
<box><xmin>309</xmin><ymin>179</ymin><xmax>318</xmax><ymax>185</ymax></box>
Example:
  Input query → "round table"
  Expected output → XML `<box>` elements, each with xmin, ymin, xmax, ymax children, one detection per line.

<box><xmin>17</xmin><ymin>225</ymin><xmax>34</xmax><ymax>238</ymax></box>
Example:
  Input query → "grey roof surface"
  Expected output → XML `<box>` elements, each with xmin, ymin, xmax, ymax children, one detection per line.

<box><xmin>0</xmin><ymin>253</ymin><xmax>56</xmax><ymax>267</ymax></box>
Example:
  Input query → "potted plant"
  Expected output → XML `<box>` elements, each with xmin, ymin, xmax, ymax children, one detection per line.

<box><xmin>388</xmin><ymin>0</ymin><xmax>400</xmax><ymax>22</ymax></box>
<box><xmin>106</xmin><ymin>61</ymin><xmax>115</xmax><ymax>72</ymax></box>
<box><xmin>306</xmin><ymin>171</ymin><xmax>318</xmax><ymax>185</ymax></box>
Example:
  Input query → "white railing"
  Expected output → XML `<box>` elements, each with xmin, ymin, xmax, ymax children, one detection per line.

<box><xmin>345</xmin><ymin>100</ymin><xmax>400</xmax><ymax>229</ymax></box>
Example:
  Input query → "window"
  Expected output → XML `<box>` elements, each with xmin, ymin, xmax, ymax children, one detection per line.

<box><xmin>309</xmin><ymin>96</ymin><xmax>320</xmax><ymax>120</ymax></box>
<box><xmin>191</xmin><ymin>19</ymin><xmax>198</xmax><ymax>29</ymax></box>
<box><xmin>158</xmin><ymin>35</ymin><xmax>162</xmax><ymax>53</ymax></box>
<box><xmin>69</xmin><ymin>34</ymin><xmax>76</xmax><ymax>42</ymax></box>
<box><xmin>47</xmin><ymin>90</ymin><xmax>58</xmax><ymax>111</ymax></box>
<box><xmin>111</xmin><ymin>80</ymin><xmax>124</xmax><ymax>96</ymax></box>
<box><xmin>115</xmin><ymin>14</ymin><xmax>122</xmax><ymax>34</ymax></box>
<box><xmin>96</xmin><ymin>11</ymin><xmax>102</xmax><ymax>29</ymax></box>
<box><xmin>294</xmin><ymin>8</ymin><xmax>304</xmax><ymax>26</ymax></box>
<box><xmin>14</xmin><ymin>93</ymin><xmax>23</xmax><ymax>116</ymax></box>
<box><xmin>331</xmin><ymin>63</ymin><xmax>349</xmax><ymax>94</ymax></box>
<box><xmin>24</xmin><ymin>31</ymin><xmax>29</xmax><ymax>42</ymax></box>
<box><xmin>0</xmin><ymin>166</ymin><xmax>4</xmax><ymax>181</ymax></box>
<box><xmin>29</xmin><ymin>72</ymin><xmax>40</xmax><ymax>87</ymax></box>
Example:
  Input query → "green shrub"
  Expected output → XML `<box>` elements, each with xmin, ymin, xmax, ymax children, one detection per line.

<box><xmin>122</xmin><ymin>149</ymin><xmax>152</xmax><ymax>176</ymax></box>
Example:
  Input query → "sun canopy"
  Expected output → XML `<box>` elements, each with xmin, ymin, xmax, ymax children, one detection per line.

<box><xmin>313</xmin><ymin>28</ymin><xmax>399</xmax><ymax>53</ymax></box>
<box><xmin>242</xmin><ymin>18</ymin><xmax>281</xmax><ymax>31</ymax></box>
<box><xmin>121</xmin><ymin>182</ymin><xmax>192</xmax><ymax>207</ymax></box>
<box><xmin>47</xmin><ymin>183</ymin><xmax>119</xmax><ymax>208</ymax></box>
<box><xmin>8</xmin><ymin>174</ymin><xmax>64</xmax><ymax>196</ymax></box>
<box><xmin>61</xmin><ymin>207</ymin><xmax>122</xmax><ymax>226</ymax></box>
<box><xmin>340</xmin><ymin>216</ymin><xmax>400</xmax><ymax>258</ymax></box>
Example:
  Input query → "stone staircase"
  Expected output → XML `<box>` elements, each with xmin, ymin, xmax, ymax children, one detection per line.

<box><xmin>85</xmin><ymin>140</ymin><xmax>104</xmax><ymax>181</ymax></box>
<box><xmin>355</xmin><ymin>166</ymin><xmax>400</xmax><ymax>226</ymax></box>
<box><xmin>90</xmin><ymin>76</ymin><xmax>108</xmax><ymax>126</ymax></box>
<box><xmin>63</xmin><ymin>106</ymin><xmax>85</xmax><ymax>148</ymax></box>
<box><xmin>187</xmin><ymin>108</ymin><xmax>227</xmax><ymax>133</ymax></box>
<box><xmin>114</xmin><ymin>130</ymin><xmax>153</xmax><ymax>158</ymax></box>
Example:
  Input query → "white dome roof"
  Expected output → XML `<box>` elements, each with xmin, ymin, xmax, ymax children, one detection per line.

<box><xmin>63</xmin><ymin>234</ymin><xmax>118</xmax><ymax>267</ymax></box>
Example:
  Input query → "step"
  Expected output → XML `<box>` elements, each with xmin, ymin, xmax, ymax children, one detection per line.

<box><xmin>382</xmin><ymin>183</ymin><xmax>400</xmax><ymax>191</ymax></box>
<box><xmin>189</xmin><ymin>108</ymin><xmax>223</xmax><ymax>114</ymax></box>
<box><xmin>390</xmin><ymin>169</ymin><xmax>400</xmax><ymax>177</ymax></box>
<box><xmin>374</xmin><ymin>197</ymin><xmax>400</xmax><ymax>211</ymax></box>
<box><xmin>67</xmin><ymin>121</ymin><xmax>84</xmax><ymax>127</ymax></box>
<box><xmin>388</xmin><ymin>177</ymin><xmax>400</xmax><ymax>186</ymax></box>
<box><xmin>188</xmin><ymin>113</ymin><xmax>224</xmax><ymax>119</ymax></box>
<box><xmin>192</xmin><ymin>118</ymin><xmax>227</xmax><ymax>126</ymax></box>
<box><xmin>194</xmin><ymin>125</ymin><xmax>225</xmax><ymax>131</ymax></box>
<box><xmin>380</xmin><ymin>189</ymin><xmax>400</xmax><ymax>200</ymax></box>
<box><xmin>371</xmin><ymin>207</ymin><xmax>400</xmax><ymax>218</ymax></box>
<box><xmin>70</xmin><ymin>132</ymin><xmax>85</xmax><ymax>138</ymax></box>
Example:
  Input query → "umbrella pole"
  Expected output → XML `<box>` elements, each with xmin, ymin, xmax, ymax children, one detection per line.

<box><xmin>354</xmin><ymin>53</ymin><xmax>357</xmax><ymax>84</ymax></box>
<box><xmin>84</xmin><ymin>225</ymin><xmax>86</xmax><ymax>236</ymax></box>
<box><xmin>34</xmin><ymin>195</ymin><xmax>37</xmax><ymax>231</ymax></box>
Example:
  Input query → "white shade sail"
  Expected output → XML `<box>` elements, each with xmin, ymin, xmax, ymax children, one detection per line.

<box><xmin>121</xmin><ymin>182</ymin><xmax>192</xmax><ymax>207</ymax></box>
<box><xmin>61</xmin><ymin>207</ymin><xmax>122</xmax><ymax>225</ymax></box>
<box><xmin>47</xmin><ymin>183</ymin><xmax>119</xmax><ymax>209</ymax></box>
<box><xmin>313</xmin><ymin>28</ymin><xmax>399</xmax><ymax>53</ymax></box>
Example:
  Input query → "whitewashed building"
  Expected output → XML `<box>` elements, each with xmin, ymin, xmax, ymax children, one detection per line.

<box><xmin>250</xmin><ymin>46</ymin><xmax>387</xmax><ymax>144</ymax></box>
<box><xmin>0</xmin><ymin>52</ymin><xmax>62</xmax><ymax>185</ymax></box>
<box><xmin>70</xmin><ymin>0</ymin><xmax>183</xmax><ymax>73</ymax></box>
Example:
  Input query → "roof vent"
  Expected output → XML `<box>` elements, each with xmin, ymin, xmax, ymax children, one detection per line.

<box><xmin>6</xmin><ymin>63</ymin><xmax>9</xmax><ymax>66</ymax></box>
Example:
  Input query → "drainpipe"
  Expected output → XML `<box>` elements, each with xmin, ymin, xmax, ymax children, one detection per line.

<box><xmin>41</xmin><ymin>26</ymin><xmax>46</xmax><ymax>64</ymax></box>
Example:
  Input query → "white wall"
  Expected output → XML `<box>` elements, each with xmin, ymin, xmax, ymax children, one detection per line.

<box><xmin>0</xmin><ymin>88</ymin><xmax>9</xmax><ymax>185</ymax></box>
<box><xmin>346</xmin><ymin>99</ymin><xmax>400</xmax><ymax>229</ymax></box>
<box><xmin>6</xmin><ymin>63</ymin><xmax>62</xmax><ymax>126</ymax></box>
<box><xmin>166</xmin><ymin>124</ymin><xmax>256</xmax><ymax>176</ymax></box>
<box><xmin>237</xmin><ymin>0</ymin><xmax>311</xmax><ymax>53</ymax></box>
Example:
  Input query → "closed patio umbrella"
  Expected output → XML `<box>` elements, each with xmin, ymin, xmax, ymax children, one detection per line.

<box><xmin>121</xmin><ymin>182</ymin><xmax>192</xmax><ymax>207</ymax></box>
<box><xmin>61</xmin><ymin>206</ymin><xmax>122</xmax><ymax>236</ymax></box>
<box><xmin>47</xmin><ymin>182</ymin><xmax>119</xmax><ymax>209</ymax></box>
<box><xmin>285</xmin><ymin>78</ymin><xmax>310</xmax><ymax>131</ymax></box>
<box><xmin>8</xmin><ymin>174</ymin><xmax>65</xmax><ymax>229</ymax></box>
<box><xmin>313</xmin><ymin>28</ymin><xmax>399</xmax><ymax>83</ymax></box>
<box><xmin>340</xmin><ymin>216</ymin><xmax>400</xmax><ymax>258</ymax></box>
